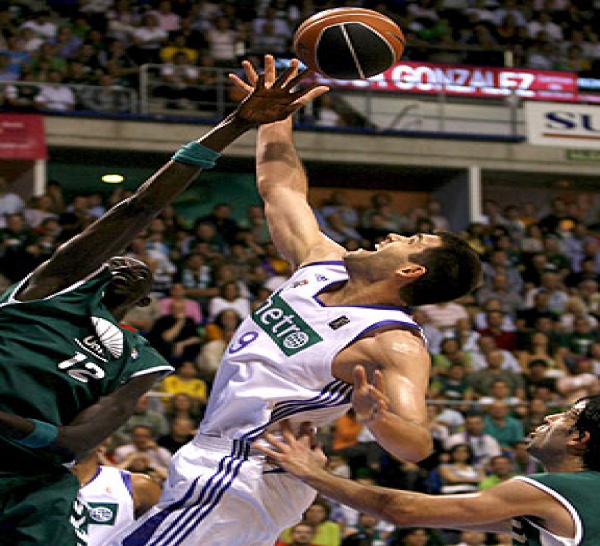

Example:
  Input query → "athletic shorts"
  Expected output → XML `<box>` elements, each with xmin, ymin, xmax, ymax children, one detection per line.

<box><xmin>109</xmin><ymin>434</ymin><xmax>317</xmax><ymax>546</ymax></box>
<box><xmin>0</xmin><ymin>466</ymin><xmax>84</xmax><ymax>546</ymax></box>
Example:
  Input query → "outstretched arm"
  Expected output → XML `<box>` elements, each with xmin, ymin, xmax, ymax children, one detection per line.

<box><xmin>0</xmin><ymin>372</ymin><xmax>160</xmax><ymax>461</ymax></box>
<box><xmin>231</xmin><ymin>56</ymin><xmax>341</xmax><ymax>268</ymax></box>
<box><xmin>21</xmin><ymin>56</ymin><xmax>329</xmax><ymax>300</ymax></box>
<box><xmin>255</xmin><ymin>422</ymin><xmax>561</xmax><ymax>535</ymax></box>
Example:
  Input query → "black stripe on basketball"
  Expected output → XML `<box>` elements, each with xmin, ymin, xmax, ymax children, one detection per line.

<box><xmin>316</xmin><ymin>22</ymin><xmax>395</xmax><ymax>80</ymax></box>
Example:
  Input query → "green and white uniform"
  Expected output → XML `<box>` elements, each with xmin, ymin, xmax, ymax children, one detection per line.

<box><xmin>512</xmin><ymin>472</ymin><xmax>600</xmax><ymax>545</ymax></box>
<box><xmin>0</xmin><ymin>265</ymin><xmax>172</xmax><ymax>546</ymax></box>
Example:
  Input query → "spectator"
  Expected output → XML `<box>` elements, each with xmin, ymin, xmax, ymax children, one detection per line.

<box><xmin>176</xmin><ymin>252</ymin><xmax>218</xmax><ymax>310</ymax></box>
<box><xmin>516</xmin><ymin>291</ymin><xmax>560</xmax><ymax>333</ymax></box>
<box><xmin>0</xmin><ymin>178</ymin><xmax>25</xmax><ymax>226</ymax></box>
<box><xmin>475</xmin><ymin>277</ymin><xmax>524</xmax><ymax>318</ymax></box>
<box><xmin>430</xmin><ymin>362</ymin><xmax>475</xmax><ymax>413</ymax></box>
<box><xmin>341</xmin><ymin>512</ymin><xmax>390</xmax><ymax>546</ymax></box>
<box><xmin>467</xmin><ymin>350</ymin><xmax>525</xmax><ymax>400</ymax></box>
<box><xmin>129</xmin><ymin>13</ymin><xmax>168</xmax><ymax>65</ymax></box>
<box><xmin>416</xmin><ymin>301</ymin><xmax>469</xmax><ymax>335</ymax></box>
<box><xmin>205</xmin><ymin>15</ymin><xmax>241</xmax><ymax>69</ymax></box>
<box><xmin>275</xmin><ymin>522</ymin><xmax>318</xmax><ymax>546</ymax></box>
<box><xmin>115</xmin><ymin>394</ymin><xmax>170</xmax><ymax>442</ymax></box>
<box><xmin>445</xmin><ymin>413</ymin><xmax>502</xmax><ymax>470</ymax></box>
<box><xmin>412</xmin><ymin>309</ymin><xmax>444</xmax><ymax>354</ymax></box>
<box><xmin>148</xmin><ymin>0</ymin><xmax>181</xmax><ymax>33</ymax></box>
<box><xmin>478</xmin><ymin>378</ymin><xmax>523</xmax><ymax>408</ymax></box>
<box><xmin>476</xmin><ymin>310</ymin><xmax>517</xmax><ymax>352</ymax></box>
<box><xmin>157</xmin><ymin>416</ymin><xmax>196</xmax><ymax>454</ymax></box>
<box><xmin>207</xmin><ymin>279</ymin><xmax>251</xmax><ymax>321</ymax></box>
<box><xmin>430</xmin><ymin>338</ymin><xmax>473</xmax><ymax>376</ymax></box>
<box><xmin>483</xmin><ymin>401</ymin><xmax>524</xmax><ymax>453</ymax></box>
<box><xmin>478</xmin><ymin>454</ymin><xmax>516</xmax><ymax>489</ymax></box>
<box><xmin>454</xmin><ymin>530</ymin><xmax>487</xmax><ymax>546</ymax></box>
<box><xmin>524</xmin><ymin>272</ymin><xmax>568</xmax><ymax>314</ymax></box>
<box><xmin>196</xmin><ymin>203</ymin><xmax>240</xmax><ymax>246</ymax></box>
<box><xmin>34</xmin><ymin>69</ymin><xmax>76</xmax><ymax>111</ymax></box>
<box><xmin>148</xmin><ymin>299</ymin><xmax>203</xmax><ymax>365</ymax></box>
<box><xmin>21</xmin><ymin>10</ymin><xmax>58</xmax><ymax>40</ymax></box>
<box><xmin>160</xmin><ymin>360</ymin><xmax>207</xmax><ymax>409</ymax></box>
<box><xmin>154</xmin><ymin>50</ymin><xmax>217</xmax><ymax>110</ymax></box>
<box><xmin>159</xmin><ymin>282</ymin><xmax>203</xmax><ymax>324</ymax></box>
<box><xmin>279</xmin><ymin>499</ymin><xmax>342</xmax><ymax>546</ymax></box>
<box><xmin>78</xmin><ymin>71</ymin><xmax>133</xmax><ymax>113</ymax></box>
<box><xmin>470</xmin><ymin>334</ymin><xmax>521</xmax><ymax>373</ymax></box>
<box><xmin>516</xmin><ymin>330</ymin><xmax>567</xmax><ymax>375</ymax></box>
<box><xmin>438</xmin><ymin>443</ymin><xmax>485</xmax><ymax>494</ymax></box>
<box><xmin>164</xmin><ymin>392</ymin><xmax>203</xmax><ymax>427</ymax></box>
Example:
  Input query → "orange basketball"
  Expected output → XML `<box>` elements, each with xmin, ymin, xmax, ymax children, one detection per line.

<box><xmin>293</xmin><ymin>8</ymin><xmax>405</xmax><ymax>80</ymax></box>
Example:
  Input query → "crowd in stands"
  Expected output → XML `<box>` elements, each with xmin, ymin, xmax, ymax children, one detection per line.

<box><xmin>2</xmin><ymin>0</ymin><xmax>600</xmax><ymax>116</ymax></box>
<box><xmin>1</xmin><ymin>168</ymin><xmax>599</xmax><ymax>543</ymax></box>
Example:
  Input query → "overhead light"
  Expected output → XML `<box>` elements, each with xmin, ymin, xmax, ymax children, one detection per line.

<box><xmin>102</xmin><ymin>174</ymin><xmax>124</xmax><ymax>184</ymax></box>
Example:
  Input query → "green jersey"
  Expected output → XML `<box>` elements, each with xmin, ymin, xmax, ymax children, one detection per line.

<box><xmin>0</xmin><ymin>265</ymin><xmax>172</xmax><ymax>429</ymax></box>
<box><xmin>512</xmin><ymin>472</ymin><xmax>600</xmax><ymax>545</ymax></box>
<box><xmin>0</xmin><ymin>265</ymin><xmax>173</xmax><ymax>545</ymax></box>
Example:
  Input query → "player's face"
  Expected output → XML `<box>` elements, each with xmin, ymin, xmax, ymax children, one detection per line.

<box><xmin>344</xmin><ymin>233</ymin><xmax>441</xmax><ymax>275</ymax></box>
<box><xmin>526</xmin><ymin>400</ymin><xmax>587</xmax><ymax>459</ymax></box>
<box><xmin>105</xmin><ymin>256</ymin><xmax>153</xmax><ymax>305</ymax></box>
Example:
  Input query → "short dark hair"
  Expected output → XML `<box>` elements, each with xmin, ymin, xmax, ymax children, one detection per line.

<box><xmin>572</xmin><ymin>395</ymin><xmax>600</xmax><ymax>472</ymax></box>
<box><xmin>401</xmin><ymin>231</ymin><xmax>482</xmax><ymax>305</ymax></box>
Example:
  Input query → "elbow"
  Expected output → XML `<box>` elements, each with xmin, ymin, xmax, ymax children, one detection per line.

<box><xmin>403</xmin><ymin>434</ymin><xmax>434</xmax><ymax>463</ymax></box>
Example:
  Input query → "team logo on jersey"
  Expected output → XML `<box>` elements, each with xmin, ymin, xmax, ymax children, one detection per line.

<box><xmin>252</xmin><ymin>292</ymin><xmax>322</xmax><ymax>356</ymax></box>
<box><xmin>329</xmin><ymin>316</ymin><xmax>350</xmax><ymax>330</ymax></box>
<box><xmin>87</xmin><ymin>502</ymin><xmax>118</xmax><ymax>525</ymax></box>
<box><xmin>91</xmin><ymin>317</ymin><xmax>124</xmax><ymax>358</ymax></box>
<box><xmin>292</xmin><ymin>279</ymin><xmax>309</xmax><ymax>288</ymax></box>
<box><xmin>315</xmin><ymin>274</ymin><xmax>328</xmax><ymax>282</ymax></box>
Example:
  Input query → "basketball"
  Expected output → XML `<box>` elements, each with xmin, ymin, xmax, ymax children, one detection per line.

<box><xmin>293</xmin><ymin>8</ymin><xmax>405</xmax><ymax>80</ymax></box>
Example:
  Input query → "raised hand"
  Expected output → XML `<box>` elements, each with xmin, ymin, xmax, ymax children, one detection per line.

<box><xmin>229</xmin><ymin>55</ymin><xmax>329</xmax><ymax>125</ymax></box>
<box><xmin>253</xmin><ymin>420</ymin><xmax>328</xmax><ymax>479</ymax></box>
<box><xmin>352</xmin><ymin>365</ymin><xmax>391</xmax><ymax>425</ymax></box>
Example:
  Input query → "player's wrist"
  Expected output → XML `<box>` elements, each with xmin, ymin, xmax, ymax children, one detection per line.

<box><xmin>171</xmin><ymin>141</ymin><xmax>221</xmax><ymax>169</ymax></box>
<box><xmin>14</xmin><ymin>419</ymin><xmax>59</xmax><ymax>448</ymax></box>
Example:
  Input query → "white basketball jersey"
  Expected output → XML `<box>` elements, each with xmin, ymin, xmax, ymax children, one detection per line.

<box><xmin>199</xmin><ymin>261</ymin><xmax>422</xmax><ymax>442</ymax></box>
<box><xmin>78</xmin><ymin>466</ymin><xmax>135</xmax><ymax>546</ymax></box>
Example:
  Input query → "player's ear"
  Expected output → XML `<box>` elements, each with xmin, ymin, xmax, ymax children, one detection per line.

<box><xmin>136</xmin><ymin>296</ymin><xmax>152</xmax><ymax>308</ymax></box>
<box><xmin>396</xmin><ymin>264</ymin><xmax>426</xmax><ymax>280</ymax></box>
<box><xmin>568</xmin><ymin>430</ymin><xmax>591</xmax><ymax>453</ymax></box>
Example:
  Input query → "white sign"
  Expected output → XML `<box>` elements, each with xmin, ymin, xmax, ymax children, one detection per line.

<box><xmin>525</xmin><ymin>102</ymin><xmax>600</xmax><ymax>148</ymax></box>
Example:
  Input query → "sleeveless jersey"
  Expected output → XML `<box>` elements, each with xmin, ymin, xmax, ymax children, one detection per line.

<box><xmin>199</xmin><ymin>261</ymin><xmax>423</xmax><ymax>442</ymax></box>
<box><xmin>0</xmin><ymin>265</ymin><xmax>173</xmax><ymax>427</ymax></box>
<box><xmin>512</xmin><ymin>472</ymin><xmax>600</xmax><ymax>545</ymax></box>
<box><xmin>79</xmin><ymin>466</ymin><xmax>135</xmax><ymax>546</ymax></box>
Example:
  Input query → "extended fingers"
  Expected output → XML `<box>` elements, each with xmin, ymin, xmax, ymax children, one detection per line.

<box><xmin>353</xmin><ymin>365</ymin><xmax>369</xmax><ymax>389</ymax></box>
<box><xmin>228</xmin><ymin>73</ymin><xmax>253</xmax><ymax>95</ymax></box>
<box><xmin>242</xmin><ymin>59</ymin><xmax>259</xmax><ymax>85</ymax></box>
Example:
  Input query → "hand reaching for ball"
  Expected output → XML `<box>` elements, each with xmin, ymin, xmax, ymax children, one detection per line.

<box><xmin>229</xmin><ymin>55</ymin><xmax>329</xmax><ymax>125</ymax></box>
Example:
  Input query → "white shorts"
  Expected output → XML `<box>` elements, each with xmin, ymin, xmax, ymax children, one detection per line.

<box><xmin>108</xmin><ymin>434</ymin><xmax>317</xmax><ymax>546</ymax></box>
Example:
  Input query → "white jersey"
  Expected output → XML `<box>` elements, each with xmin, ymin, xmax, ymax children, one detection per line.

<box><xmin>78</xmin><ymin>466</ymin><xmax>135</xmax><ymax>546</ymax></box>
<box><xmin>199</xmin><ymin>261</ymin><xmax>423</xmax><ymax>442</ymax></box>
<box><xmin>111</xmin><ymin>261</ymin><xmax>423</xmax><ymax>546</ymax></box>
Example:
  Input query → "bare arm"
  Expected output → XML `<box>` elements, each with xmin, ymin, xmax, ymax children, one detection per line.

<box><xmin>21</xmin><ymin>56</ymin><xmax>329</xmax><ymax>300</ymax></box>
<box><xmin>0</xmin><ymin>373</ymin><xmax>160</xmax><ymax>461</ymax></box>
<box><xmin>337</xmin><ymin>332</ymin><xmax>433</xmax><ymax>462</ymax></box>
<box><xmin>131</xmin><ymin>473</ymin><xmax>162</xmax><ymax>518</ymax></box>
<box><xmin>231</xmin><ymin>56</ymin><xmax>337</xmax><ymax>268</ymax></box>
<box><xmin>256</xmin><ymin>422</ymin><xmax>565</xmax><ymax>536</ymax></box>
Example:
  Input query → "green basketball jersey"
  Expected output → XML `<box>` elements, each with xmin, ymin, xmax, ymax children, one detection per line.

<box><xmin>0</xmin><ymin>265</ymin><xmax>173</xmax><ymax>428</ymax></box>
<box><xmin>512</xmin><ymin>472</ymin><xmax>600</xmax><ymax>545</ymax></box>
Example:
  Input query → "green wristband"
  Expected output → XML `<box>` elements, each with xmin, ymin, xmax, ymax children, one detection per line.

<box><xmin>171</xmin><ymin>141</ymin><xmax>221</xmax><ymax>169</ymax></box>
<box><xmin>15</xmin><ymin>419</ymin><xmax>59</xmax><ymax>448</ymax></box>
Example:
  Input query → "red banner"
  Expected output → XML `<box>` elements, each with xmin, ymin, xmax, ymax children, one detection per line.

<box><xmin>0</xmin><ymin>114</ymin><xmax>47</xmax><ymax>159</ymax></box>
<box><xmin>315</xmin><ymin>61</ymin><xmax>581</xmax><ymax>102</ymax></box>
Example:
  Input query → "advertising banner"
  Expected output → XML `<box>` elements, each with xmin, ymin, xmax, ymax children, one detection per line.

<box><xmin>0</xmin><ymin>114</ymin><xmax>47</xmax><ymax>159</ymax></box>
